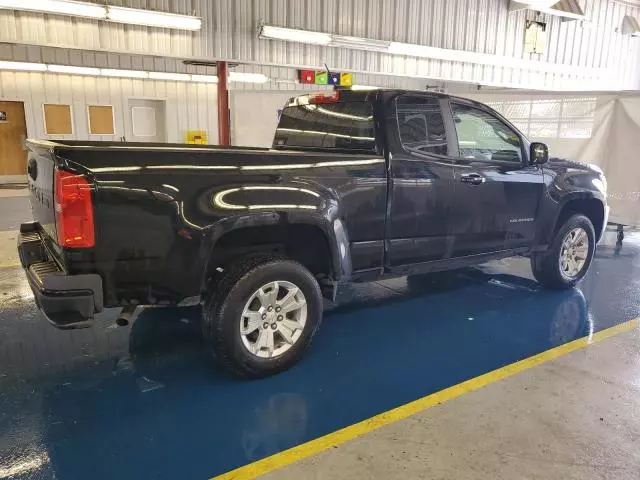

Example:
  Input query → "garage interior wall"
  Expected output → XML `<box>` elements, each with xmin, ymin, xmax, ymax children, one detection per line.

<box><xmin>0</xmin><ymin>70</ymin><xmax>218</xmax><ymax>143</ymax></box>
<box><xmin>0</xmin><ymin>43</ymin><xmax>434</xmax><ymax>145</ymax></box>
<box><xmin>1</xmin><ymin>0</ymin><xmax>639</xmax><ymax>90</ymax></box>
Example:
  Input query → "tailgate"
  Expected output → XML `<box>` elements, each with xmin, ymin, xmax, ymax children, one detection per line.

<box><xmin>26</xmin><ymin>141</ymin><xmax>58</xmax><ymax>248</ymax></box>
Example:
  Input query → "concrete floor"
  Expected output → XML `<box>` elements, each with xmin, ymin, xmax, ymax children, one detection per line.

<box><xmin>0</xmin><ymin>192</ymin><xmax>639</xmax><ymax>479</ymax></box>
<box><xmin>263</xmin><ymin>329</ymin><xmax>640</xmax><ymax>480</ymax></box>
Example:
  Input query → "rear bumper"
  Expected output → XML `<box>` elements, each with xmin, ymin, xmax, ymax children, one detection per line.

<box><xmin>17</xmin><ymin>222</ymin><xmax>103</xmax><ymax>329</ymax></box>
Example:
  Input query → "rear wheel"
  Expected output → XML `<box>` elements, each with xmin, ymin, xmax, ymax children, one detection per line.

<box><xmin>531</xmin><ymin>214</ymin><xmax>595</xmax><ymax>289</ymax></box>
<box><xmin>202</xmin><ymin>255</ymin><xmax>323</xmax><ymax>378</ymax></box>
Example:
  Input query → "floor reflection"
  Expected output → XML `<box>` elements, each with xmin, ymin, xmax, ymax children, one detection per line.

<box><xmin>0</xmin><ymin>233</ymin><xmax>638</xmax><ymax>479</ymax></box>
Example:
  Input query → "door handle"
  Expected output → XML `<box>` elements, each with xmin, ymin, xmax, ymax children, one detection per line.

<box><xmin>460</xmin><ymin>173</ymin><xmax>486</xmax><ymax>185</ymax></box>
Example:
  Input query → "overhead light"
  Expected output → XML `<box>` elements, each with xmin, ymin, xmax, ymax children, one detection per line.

<box><xmin>191</xmin><ymin>74</ymin><xmax>218</xmax><ymax>83</ymax></box>
<box><xmin>259</xmin><ymin>25</ymin><xmax>331</xmax><ymax>45</ymax></box>
<box><xmin>47</xmin><ymin>64</ymin><xmax>100</xmax><ymax>75</ymax></box>
<box><xmin>148</xmin><ymin>72</ymin><xmax>192</xmax><ymax>81</ymax></box>
<box><xmin>0</xmin><ymin>60</ymin><xmax>46</xmax><ymax>71</ymax></box>
<box><xmin>229</xmin><ymin>72</ymin><xmax>268</xmax><ymax>83</ymax></box>
<box><xmin>0</xmin><ymin>0</ymin><xmax>105</xmax><ymax>19</ymax></box>
<box><xmin>0</xmin><ymin>0</ymin><xmax>201</xmax><ymax>30</ymax></box>
<box><xmin>0</xmin><ymin>61</ymin><xmax>269</xmax><ymax>84</ymax></box>
<box><xmin>101</xmin><ymin>68</ymin><xmax>148</xmax><ymax>79</ymax></box>
<box><xmin>331</xmin><ymin>35</ymin><xmax>390</xmax><ymax>52</ymax></box>
<box><xmin>259</xmin><ymin>24</ymin><xmax>604</xmax><ymax>77</ymax></box>
<box><xmin>106</xmin><ymin>6</ymin><xmax>202</xmax><ymax>31</ymax></box>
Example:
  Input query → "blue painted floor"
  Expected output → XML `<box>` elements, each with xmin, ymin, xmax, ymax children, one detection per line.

<box><xmin>0</xmin><ymin>231</ymin><xmax>639</xmax><ymax>479</ymax></box>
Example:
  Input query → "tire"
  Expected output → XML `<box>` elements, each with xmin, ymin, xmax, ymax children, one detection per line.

<box><xmin>531</xmin><ymin>214</ymin><xmax>596</xmax><ymax>290</ymax></box>
<box><xmin>202</xmin><ymin>254</ymin><xmax>323</xmax><ymax>378</ymax></box>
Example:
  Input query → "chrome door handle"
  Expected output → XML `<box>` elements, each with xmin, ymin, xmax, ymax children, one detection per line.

<box><xmin>460</xmin><ymin>173</ymin><xmax>485</xmax><ymax>185</ymax></box>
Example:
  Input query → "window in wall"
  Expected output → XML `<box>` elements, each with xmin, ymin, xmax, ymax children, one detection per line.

<box><xmin>43</xmin><ymin>104</ymin><xmax>73</xmax><ymax>135</ymax></box>
<box><xmin>396</xmin><ymin>95</ymin><xmax>448</xmax><ymax>156</ymax></box>
<box><xmin>451</xmin><ymin>103</ymin><xmax>522</xmax><ymax>163</ymax></box>
<box><xmin>486</xmin><ymin>97</ymin><xmax>596</xmax><ymax>139</ymax></box>
<box><xmin>88</xmin><ymin>105</ymin><xmax>115</xmax><ymax>135</ymax></box>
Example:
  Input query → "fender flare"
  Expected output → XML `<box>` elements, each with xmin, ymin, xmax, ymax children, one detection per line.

<box><xmin>200</xmin><ymin>211</ymin><xmax>352</xmax><ymax>286</ymax></box>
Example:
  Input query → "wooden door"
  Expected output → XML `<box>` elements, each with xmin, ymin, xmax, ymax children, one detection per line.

<box><xmin>0</xmin><ymin>101</ymin><xmax>28</xmax><ymax>175</ymax></box>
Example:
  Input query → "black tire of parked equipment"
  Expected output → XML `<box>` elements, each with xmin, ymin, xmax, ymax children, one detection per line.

<box><xmin>202</xmin><ymin>254</ymin><xmax>323</xmax><ymax>378</ymax></box>
<box><xmin>531</xmin><ymin>214</ymin><xmax>596</xmax><ymax>289</ymax></box>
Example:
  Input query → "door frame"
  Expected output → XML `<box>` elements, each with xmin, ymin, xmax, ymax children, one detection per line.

<box><xmin>0</xmin><ymin>99</ymin><xmax>29</xmax><ymax>182</ymax></box>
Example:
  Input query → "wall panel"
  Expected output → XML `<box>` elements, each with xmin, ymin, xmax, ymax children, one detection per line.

<box><xmin>0</xmin><ymin>70</ymin><xmax>218</xmax><ymax>144</ymax></box>
<box><xmin>0</xmin><ymin>1</ymin><xmax>638</xmax><ymax>90</ymax></box>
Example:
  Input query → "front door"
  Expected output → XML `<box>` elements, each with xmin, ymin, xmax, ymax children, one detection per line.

<box><xmin>126</xmin><ymin>99</ymin><xmax>167</xmax><ymax>143</ymax></box>
<box><xmin>0</xmin><ymin>101</ymin><xmax>27</xmax><ymax>178</ymax></box>
<box><xmin>386</xmin><ymin>93</ymin><xmax>458</xmax><ymax>266</ymax></box>
<box><xmin>448</xmin><ymin>100</ymin><xmax>544</xmax><ymax>256</ymax></box>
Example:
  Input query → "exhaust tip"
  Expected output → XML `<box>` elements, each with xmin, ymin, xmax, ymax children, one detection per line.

<box><xmin>116</xmin><ymin>317</ymin><xmax>130</xmax><ymax>327</ymax></box>
<box><xmin>116</xmin><ymin>305</ymin><xmax>137</xmax><ymax>327</ymax></box>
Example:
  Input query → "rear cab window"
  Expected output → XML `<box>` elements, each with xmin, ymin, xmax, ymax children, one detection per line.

<box><xmin>273</xmin><ymin>93</ymin><xmax>376</xmax><ymax>154</ymax></box>
<box><xmin>396</xmin><ymin>95</ymin><xmax>449</xmax><ymax>156</ymax></box>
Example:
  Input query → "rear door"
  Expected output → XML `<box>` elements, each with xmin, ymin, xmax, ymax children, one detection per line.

<box><xmin>448</xmin><ymin>100</ymin><xmax>544</xmax><ymax>256</ymax></box>
<box><xmin>385</xmin><ymin>92</ymin><xmax>458</xmax><ymax>266</ymax></box>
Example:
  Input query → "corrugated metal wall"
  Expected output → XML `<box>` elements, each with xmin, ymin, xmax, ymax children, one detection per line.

<box><xmin>0</xmin><ymin>0</ymin><xmax>639</xmax><ymax>90</ymax></box>
<box><xmin>0</xmin><ymin>43</ymin><xmax>220</xmax><ymax>142</ymax></box>
<box><xmin>0</xmin><ymin>68</ymin><xmax>218</xmax><ymax>142</ymax></box>
<box><xmin>0</xmin><ymin>43</ymin><xmax>431</xmax><ymax>142</ymax></box>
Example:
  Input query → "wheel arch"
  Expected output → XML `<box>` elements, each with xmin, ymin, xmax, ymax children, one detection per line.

<box><xmin>200</xmin><ymin>213</ymin><xmax>352</xmax><ymax>293</ymax></box>
<box><xmin>554</xmin><ymin>197</ymin><xmax>605</xmax><ymax>240</ymax></box>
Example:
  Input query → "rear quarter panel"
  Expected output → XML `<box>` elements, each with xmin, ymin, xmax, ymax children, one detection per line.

<box><xmin>57</xmin><ymin>146</ymin><xmax>386</xmax><ymax>307</ymax></box>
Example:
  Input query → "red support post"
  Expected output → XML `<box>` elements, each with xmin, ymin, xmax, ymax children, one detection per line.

<box><xmin>217</xmin><ymin>61</ymin><xmax>230</xmax><ymax>146</ymax></box>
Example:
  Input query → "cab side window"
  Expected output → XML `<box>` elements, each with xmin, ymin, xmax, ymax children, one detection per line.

<box><xmin>396</xmin><ymin>96</ymin><xmax>448</xmax><ymax>156</ymax></box>
<box><xmin>451</xmin><ymin>103</ymin><xmax>522</xmax><ymax>163</ymax></box>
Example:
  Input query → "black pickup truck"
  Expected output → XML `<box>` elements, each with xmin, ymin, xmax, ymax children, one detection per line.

<box><xmin>19</xmin><ymin>88</ymin><xmax>608</xmax><ymax>377</ymax></box>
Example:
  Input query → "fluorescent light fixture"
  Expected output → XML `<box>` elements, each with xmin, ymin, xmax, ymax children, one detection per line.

<box><xmin>191</xmin><ymin>74</ymin><xmax>218</xmax><ymax>83</ymax></box>
<box><xmin>331</xmin><ymin>35</ymin><xmax>390</xmax><ymax>52</ymax></box>
<box><xmin>47</xmin><ymin>64</ymin><xmax>100</xmax><ymax>75</ymax></box>
<box><xmin>229</xmin><ymin>72</ymin><xmax>268</xmax><ymax>83</ymax></box>
<box><xmin>0</xmin><ymin>0</ymin><xmax>201</xmax><ymax>30</ymax></box>
<box><xmin>101</xmin><ymin>68</ymin><xmax>148</xmax><ymax>79</ymax></box>
<box><xmin>259</xmin><ymin>25</ymin><xmax>331</xmax><ymax>45</ymax></box>
<box><xmin>259</xmin><ymin>24</ymin><xmax>605</xmax><ymax>77</ymax></box>
<box><xmin>0</xmin><ymin>61</ymin><xmax>269</xmax><ymax>84</ymax></box>
<box><xmin>148</xmin><ymin>71</ymin><xmax>191</xmax><ymax>81</ymax></box>
<box><xmin>0</xmin><ymin>60</ymin><xmax>46</xmax><ymax>71</ymax></box>
<box><xmin>0</xmin><ymin>0</ymin><xmax>105</xmax><ymax>19</ymax></box>
<box><xmin>106</xmin><ymin>6</ymin><xmax>202</xmax><ymax>31</ymax></box>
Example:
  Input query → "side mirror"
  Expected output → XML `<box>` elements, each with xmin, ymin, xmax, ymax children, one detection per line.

<box><xmin>530</xmin><ymin>142</ymin><xmax>549</xmax><ymax>165</ymax></box>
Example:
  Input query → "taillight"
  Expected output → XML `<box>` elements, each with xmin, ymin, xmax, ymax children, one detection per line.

<box><xmin>54</xmin><ymin>169</ymin><xmax>95</xmax><ymax>248</ymax></box>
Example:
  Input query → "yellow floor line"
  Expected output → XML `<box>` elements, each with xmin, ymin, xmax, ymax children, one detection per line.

<box><xmin>212</xmin><ymin>317</ymin><xmax>640</xmax><ymax>480</ymax></box>
<box><xmin>0</xmin><ymin>260</ymin><xmax>21</xmax><ymax>269</ymax></box>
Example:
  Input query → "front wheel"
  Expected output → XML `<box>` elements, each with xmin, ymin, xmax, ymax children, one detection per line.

<box><xmin>202</xmin><ymin>255</ymin><xmax>323</xmax><ymax>378</ymax></box>
<box><xmin>531</xmin><ymin>214</ymin><xmax>596</xmax><ymax>289</ymax></box>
